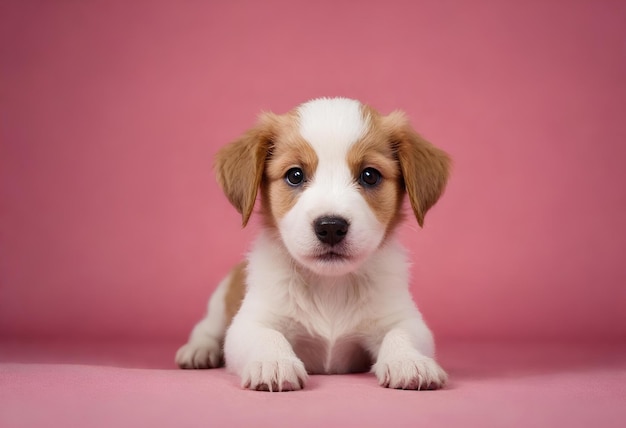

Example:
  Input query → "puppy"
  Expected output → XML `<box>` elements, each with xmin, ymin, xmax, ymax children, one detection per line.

<box><xmin>176</xmin><ymin>97</ymin><xmax>451</xmax><ymax>392</ymax></box>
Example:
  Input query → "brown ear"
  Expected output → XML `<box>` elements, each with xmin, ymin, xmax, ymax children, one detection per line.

<box><xmin>214</xmin><ymin>113</ymin><xmax>276</xmax><ymax>226</ymax></box>
<box><xmin>384</xmin><ymin>111</ymin><xmax>451</xmax><ymax>227</ymax></box>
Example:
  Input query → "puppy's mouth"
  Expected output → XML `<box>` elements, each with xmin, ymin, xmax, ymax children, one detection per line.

<box><xmin>307</xmin><ymin>246</ymin><xmax>357</xmax><ymax>265</ymax></box>
<box><xmin>299</xmin><ymin>246</ymin><xmax>365</xmax><ymax>276</ymax></box>
<box><xmin>315</xmin><ymin>250</ymin><xmax>350</xmax><ymax>263</ymax></box>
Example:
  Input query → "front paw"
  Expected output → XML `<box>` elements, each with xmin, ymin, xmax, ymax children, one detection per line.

<box><xmin>175</xmin><ymin>337</ymin><xmax>221</xmax><ymax>369</ymax></box>
<box><xmin>373</xmin><ymin>354</ymin><xmax>448</xmax><ymax>390</ymax></box>
<box><xmin>241</xmin><ymin>358</ymin><xmax>308</xmax><ymax>392</ymax></box>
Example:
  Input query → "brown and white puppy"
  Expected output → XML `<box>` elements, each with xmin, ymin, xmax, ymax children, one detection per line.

<box><xmin>176</xmin><ymin>97</ymin><xmax>450</xmax><ymax>392</ymax></box>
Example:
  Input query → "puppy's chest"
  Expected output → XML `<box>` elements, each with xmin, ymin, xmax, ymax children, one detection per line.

<box><xmin>284</xmin><ymin>286</ymin><xmax>373</xmax><ymax>374</ymax></box>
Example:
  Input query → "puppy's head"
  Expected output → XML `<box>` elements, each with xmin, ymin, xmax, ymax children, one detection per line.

<box><xmin>215</xmin><ymin>98</ymin><xmax>450</xmax><ymax>276</ymax></box>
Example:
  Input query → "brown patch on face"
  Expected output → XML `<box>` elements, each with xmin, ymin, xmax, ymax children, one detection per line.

<box><xmin>259</xmin><ymin>112</ymin><xmax>318</xmax><ymax>227</ymax></box>
<box><xmin>214</xmin><ymin>110</ymin><xmax>317</xmax><ymax>229</ymax></box>
<box><xmin>347</xmin><ymin>106</ymin><xmax>405</xmax><ymax>236</ymax></box>
<box><xmin>224</xmin><ymin>261</ymin><xmax>247</xmax><ymax>324</ymax></box>
<box><xmin>348</xmin><ymin>104</ymin><xmax>451</xmax><ymax>235</ymax></box>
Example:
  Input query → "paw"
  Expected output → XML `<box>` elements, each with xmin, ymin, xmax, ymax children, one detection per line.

<box><xmin>373</xmin><ymin>354</ymin><xmax>447</xmax><ymax>390</ymax></box>
<box><xmin>175</xmin><ymin>337</ymin><xmax>222</xmax><ymax>369</ymax></box>
<box><xmin>241</xmin><ymin>358</ymin><xmax>308</xmax><ymax>392</ymax></box>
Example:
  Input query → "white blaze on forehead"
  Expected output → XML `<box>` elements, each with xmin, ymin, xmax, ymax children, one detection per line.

<box><xmin>297</xmin><ymin>98</ymin><xmax>369</xmax><ymax>158</ymax></box>
<box><xmin>278</xmin><ymin>98</ymin><xmax>387</xmax><ymax>275</ymax></box>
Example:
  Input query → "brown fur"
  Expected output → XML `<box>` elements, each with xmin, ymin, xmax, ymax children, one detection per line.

<box><xmin>347</xmin><ymin>106</ymin><xmax>405</xmax><ymax>236</ymax></box>
<box><xmin>215</xmin><ymin>104</ymin><xmax>450</xmax><ymax>230</ymax></box>
<box><xmin>261</xmin><ymin>114</ymin><xmax>318</xmax><ymax>224</ymax></box>
<box><xmin>347</xmin><ymin>105</ymin><xmax>450</xmax><ymax>232</ymax></box>
<box><xmin>380</xmin><ymin>110</ymin><xmax>451</xmax><ymax>227</ymax></box>
<box><xmin>224</xmin><ymin>261</ymin><xmax>247</xmax><ymax>323</ymax></box>
<box><xmin>214</xmin><ymin>113</ymin><xmax>279</xmax><ymax>227</ymax></box>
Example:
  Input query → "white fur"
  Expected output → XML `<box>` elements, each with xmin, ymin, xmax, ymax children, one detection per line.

<box><xmin>298</xmin><ymin>98</ymin><xmax>367</xmax><ymax>157</ymax></box>
<box><xmin>175</xmin><ymin>272</ymin><xmax>230</xmax><ymax>369</ymax></box>
<box><xmin>280</xmin><ymin>99</ymin><xmax>383</xmax><ymax>276</ymax></box>
<box><xmin>177</xmin><ymin>98</ymin><xmax>447</xmax><ymax>391</ymax></box>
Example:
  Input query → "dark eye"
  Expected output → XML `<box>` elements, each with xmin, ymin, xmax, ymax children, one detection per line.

<box><xmin>359</xmin><ymin>167</ymin><xmax>381</xmax><ymax>187</ymax></box>
<box><xmin>285</xmin><ymin>167</ymin><xmax>305</xmax><ymax>186</ymax></box>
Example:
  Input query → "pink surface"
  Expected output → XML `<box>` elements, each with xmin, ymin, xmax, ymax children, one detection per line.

<box><xmin>1</xmin><ymin>1</ymin><xmax>625</xmax><ymax>426</ymax></box>
<box><xmin>2</xmin><ymin>342</ymin><xmax>625</xmax><ymax>427</ymax></box>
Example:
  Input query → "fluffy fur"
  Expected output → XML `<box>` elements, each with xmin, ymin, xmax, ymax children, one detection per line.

<box><xmin>176</xmin><ymin>98</ymin><xmax>451</xmax><ymax>391</ymax></box>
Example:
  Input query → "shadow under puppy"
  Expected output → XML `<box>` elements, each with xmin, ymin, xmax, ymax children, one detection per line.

<box><xmin>177</xmin><ymin>97</ymin><xmax>451</xmax><ymax>392</ymax></box>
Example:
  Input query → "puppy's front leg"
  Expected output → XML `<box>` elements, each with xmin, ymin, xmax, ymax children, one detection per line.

<box><xmin>372</xmin><ymin>319</ymin><xmax>448</xmax><ymax>390</ymax></box>
<box><xmin>224</xmin><ymin>319</ymin><xmax>307</xmax><ymax>392</ymax></box>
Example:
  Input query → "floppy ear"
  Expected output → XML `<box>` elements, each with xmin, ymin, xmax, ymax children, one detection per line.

<box><xmin>384</xmin><ymin>111</ymin><xmax>451</xmax><ymax>227</ymax></box>
<box><xmin>214</xmin><ymin>113</ymin><xmax>276</xmax><ymax>227</ymax></box>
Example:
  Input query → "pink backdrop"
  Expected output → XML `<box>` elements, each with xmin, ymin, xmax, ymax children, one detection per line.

<box><xmin>1</xmin><ymin>0</ymin><xmax>625</xmax><ymax>343</ymax></box>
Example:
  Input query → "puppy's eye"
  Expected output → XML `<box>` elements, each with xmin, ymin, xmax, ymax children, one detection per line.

<box><xmin>285</xmin><ymin>167</ymin><xmax>305</xmax><ymax>187</ymax></box>
<box><xmin>359</xmin><ymin>167</ymin><xmax>381</xmax><ymax>187</ymax></box>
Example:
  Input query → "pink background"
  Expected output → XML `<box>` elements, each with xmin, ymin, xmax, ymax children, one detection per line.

<box><xmin>1</xmin><ymin>0</ymin><xmax>625</xmax><ymax>344</ymax></box>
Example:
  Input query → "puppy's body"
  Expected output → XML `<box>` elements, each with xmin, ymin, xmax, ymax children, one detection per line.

<box><xmin>176</xmin><ymin>98</ymin><xmax>450</xmax><ymax>391</ymax></box>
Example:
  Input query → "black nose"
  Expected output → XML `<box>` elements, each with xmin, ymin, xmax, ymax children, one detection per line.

<box><xmin>313</xmin><ymin>216</ymin><xmax>349</xmax><ymax>246</ymax></box>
